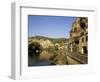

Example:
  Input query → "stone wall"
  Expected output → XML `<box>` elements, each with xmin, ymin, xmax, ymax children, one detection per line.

<box><xmin>68</xmin><ymin>17</ymin><xmax>88</xmax><ymax>55</ymax></box>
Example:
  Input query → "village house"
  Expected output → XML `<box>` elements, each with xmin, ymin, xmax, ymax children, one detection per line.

<box><xmin>68</xmin><ymin>17</ymin><xmax>88</xmax><ymax>55</ymax></box>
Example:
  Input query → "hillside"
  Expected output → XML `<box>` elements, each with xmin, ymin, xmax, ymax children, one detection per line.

<box><xmin>28</xmin><ymin>35</ymin><xmax>68</xmax><ymax>43</ymax></box>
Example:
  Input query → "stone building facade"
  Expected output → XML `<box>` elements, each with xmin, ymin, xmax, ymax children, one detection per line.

<box><xmin>68</xmin><ymin>17</ymin><xmax>88</xmax><ymax>55</ymax></box>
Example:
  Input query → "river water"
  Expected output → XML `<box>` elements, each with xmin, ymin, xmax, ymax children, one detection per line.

<box><xmin>28</xmin><ymin>50</ymin><xmax>55</xmax><ymax>66</ymax></box>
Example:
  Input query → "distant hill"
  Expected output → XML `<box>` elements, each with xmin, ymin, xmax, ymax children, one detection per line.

<box><xmin>28</xmin><ymin>36</ymin><xmax>69</xmax><ymax>43</ymax></box>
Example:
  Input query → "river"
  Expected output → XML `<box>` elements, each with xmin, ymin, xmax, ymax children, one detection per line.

<box><xmin>28</xmin><ymin>50</ymin><xmax>56</xmax><ymax>66</ymax></box>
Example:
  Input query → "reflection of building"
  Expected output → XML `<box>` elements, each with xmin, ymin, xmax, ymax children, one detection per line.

<box><xmin>68</xmin><ymin>17</ymin><xmax>88</xmax><ymax>55</ymax></box>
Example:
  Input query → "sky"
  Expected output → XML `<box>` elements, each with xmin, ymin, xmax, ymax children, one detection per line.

<box><xmin>28</xmin><ymin>15</ymin><xmax>76</xmax><ymax>38</ymax></box>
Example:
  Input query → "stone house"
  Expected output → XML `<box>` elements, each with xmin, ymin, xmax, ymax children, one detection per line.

<box><xmin>68</xmin><ymin>17</ymin><xmax>88</xmax><ymax>55</ymax></box>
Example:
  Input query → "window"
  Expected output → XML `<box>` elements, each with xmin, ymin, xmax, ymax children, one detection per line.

<box><xmin>75</xmin><ymin>40</ymin><xmax>79</xmax><ymax>44</ymax></box>
<box><xmin>82</xmin><ymin>37</ymin><xmax>84</xmax><ymax>42</ymax></box>
<box><xmin>74</xmin><ymin>28</ymin><xmax>77</xmax><ymax>31</ymax></box>
<box><xmin>86</xmin><ymin>36</ymin><xmax>88</xmax><ymax>41</ymax></box>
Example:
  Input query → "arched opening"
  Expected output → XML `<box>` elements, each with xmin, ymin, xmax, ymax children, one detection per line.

<box><xmin>83</xmin><ymin>47</ymin><xmax>87</xmax><ymax>54</ymax></box>
<box><xmin>28</xmin><ymin>42</ymin><xmax>42</xmax><ymax>57</ymax></box>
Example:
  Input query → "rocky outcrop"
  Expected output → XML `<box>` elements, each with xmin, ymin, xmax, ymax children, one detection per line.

<box><xmin>67</xmin><ymin>17</ymin><xmax>88</xmax><ymax>64</ymax></box>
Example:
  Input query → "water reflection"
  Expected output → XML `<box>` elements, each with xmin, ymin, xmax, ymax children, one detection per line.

<box><xmin>28</xmin><ymin>50</ymin><xmax>56</xmax><ymax>66</ymax></box>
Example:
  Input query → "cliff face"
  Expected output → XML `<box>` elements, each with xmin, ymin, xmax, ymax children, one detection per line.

<box><xmin>70</xmin><ymin>17</ymin><xmax>88</xmax><ymax>38</ymax></box>
<box><xmin>28</xmin><ymin>36</ymin><xmax>68</xmax><ymax>49</ymax></box>
<box><xmin>68</xmin><ymin>17</ymin><xmax>88</xmax><ymax>55</ymax></box>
